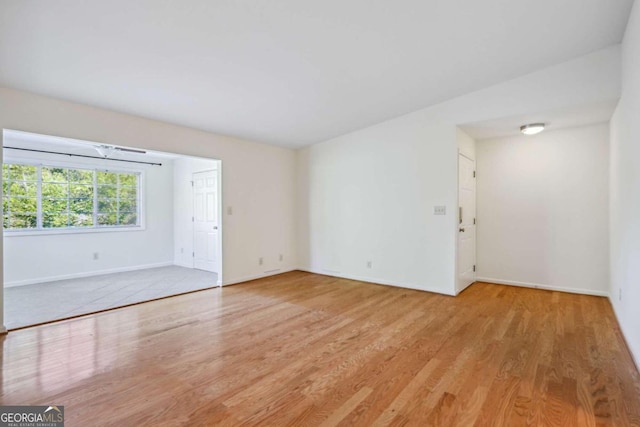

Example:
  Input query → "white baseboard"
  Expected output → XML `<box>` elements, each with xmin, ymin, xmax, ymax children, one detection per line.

<box><xmin>475</xmin><ymin>276</ymin><xmax>609</xmax><ymax>297</ymax></box>
<box><xmin>298</xmin><ymin>268</ymin><xmax>456</xmax><ymax>296</ymax></box>
<box><xmin>609</xmin><ymin>297</ymin><xmax>640</xmax><ymax>373</ymax></box>
<box><xmin>173</xmin><ymin>260</ymin><xmax>194</xmax><ymax>269</ymax></box>
<box><xmin>222</xmin><ymin>268</ymin><xmax>297</xmax><ymax>286</ymax></box>
<box><xmin>4</xmin><ymin>261</ymin><xmax>175</xmax><ymax>287</ymax></box>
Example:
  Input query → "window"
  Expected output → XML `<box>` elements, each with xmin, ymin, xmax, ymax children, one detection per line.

<box><xmin>2</xmin><ymin>162</ymin><xmax>141</xmax><ymax>232</ymax></box>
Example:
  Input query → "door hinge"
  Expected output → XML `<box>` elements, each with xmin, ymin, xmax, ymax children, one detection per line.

<box><xmin>192</xmin><ymin>216</ymin><xmax>194</xmax><ymax>222</ymax></box>
<box><xmin>192</xmin><ymin>252</ymin><xmax>195</xmax><ymax>257</ymax></box>
<box><xmin>473</xmin><ymin>171</ymin><xmax>476</xmax><ymax>178</ymax></box>
<box><xmin>473</xmin><ymin>265</ymin><xmax>476</xmax><ymax>272</ymax></box>
<box><xmin>191</xmin><ymin>180</ymin><xmax>194</xmax><ymax>187</ymax></box>
<box><xmin>473</xmin><ymin>218</ymin><xmax>476</xmax><ymax>225</ymax></box>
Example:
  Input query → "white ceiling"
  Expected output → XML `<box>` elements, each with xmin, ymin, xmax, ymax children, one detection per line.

<box><xmin>0</xmin><ymin>0</ymin><xmax>634</xmax><ymax>148</ymax></box>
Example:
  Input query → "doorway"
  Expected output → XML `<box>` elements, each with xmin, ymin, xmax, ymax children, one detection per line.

<box><xmin>457</xmin><ymin>152</ymin><xmax>476</xmax><ymax>293</ymax></box>
<box><xmin>2</xmin><ymin>129</ymin><xmax>224</xmax><ymax>329</ymax></box>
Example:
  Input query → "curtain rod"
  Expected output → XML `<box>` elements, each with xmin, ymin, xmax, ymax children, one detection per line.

<box><xmin>3</xmin><ymin>146</ymin><xmax>162</xmax><ymax>166</ymax></box>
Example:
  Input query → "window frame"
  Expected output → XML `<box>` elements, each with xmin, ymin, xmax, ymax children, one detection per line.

<box><xmin>2</xmin><ymin>159</ymin><xmax>146</xmax><ymax>236</ymax></box>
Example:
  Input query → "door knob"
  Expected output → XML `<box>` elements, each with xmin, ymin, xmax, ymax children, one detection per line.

<box><xmin>213</xmin><ymin>226</ymin><xmax>218</xmax><ymax>230</ymax></box>
<box><xmin>459</xmin><ymin>228</ymin><xmax>465</xmax><ymax>232</ymax></box>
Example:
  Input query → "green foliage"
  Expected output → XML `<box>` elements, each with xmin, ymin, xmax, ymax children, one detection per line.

<box><xmin>97</xmin><ymin>171</ymin><xmax>117</xmax><ymax>185</ymax></box>
<box><xmin>119</xmin><ymin>173</ymin><xmax>137</xmax><ymax>186</ymax></box>
<box><xmin>69</xmin><ymin>169</ymin><xmax>92</xmax><ymax>184</ymax></box>
<box><xmin>7</xmin><ymin>164</ymin><xmax>37</xmax><ymax>181</ymax></box>
<box><xmin>42</xmin><ymin>167</ymin><xmax>67</xmax><ymax>183</ymax></box>
<box><xmin>3</xmin><ymin>164</ymin><xmax>39</xmax><ymax>229</ymax></box>
<box><xmin>97</xmin><ymin>185</ymin><xmax>117</xmax><ymax>198</ymax></box>
<box><xmin>2</xmin><ymin>163</ymin><xmax>140</xmax><ymax>230</ymax></box>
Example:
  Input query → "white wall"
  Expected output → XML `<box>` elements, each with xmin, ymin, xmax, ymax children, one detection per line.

<box><xmin>476</xmin><ymin>124</ymin><xmax>609</xmax><ymax>296</ymax></box>
<box><xmin>298</xmin><ymin>122</ymin><xmax>457</xmax><ymax>294</ymax></box>
<box><xmin>0</xmin><ymin>87</ymin><xmax>298</xmax><ymax>330</ymax></box>
<box><xmin>610</xmin><ymin>0</ymin><xmax>640</xmax><ymax>366</ymax></box>
<box><xmin>457</xmin><ymin>128</ymin><xmax>476</xmax><ymax>160</ymax></box>
<box><xmin>3</xmin><ymin>146</ymin><xmax>174</xmax><ymax>286</ymax></box>
<box><xmin>173</xmin><ymin>156</ymin><xmax>220</xmax><ymax>270</ymax></box>
<box><xmin>297</xmin><ymin>46</ymin><xmax>620</xmax><ymax>295</ymax></box>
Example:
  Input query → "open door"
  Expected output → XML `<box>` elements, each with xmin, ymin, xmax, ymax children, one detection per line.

<box><xmin>457</xmin><ymin>153</ymin><xmax>476</xmax><ymax>293</ymax></box>
<box><xmin>193</xmin><ymin>170</ymin><xmax>219</xmax><ymax>273</ymax></box>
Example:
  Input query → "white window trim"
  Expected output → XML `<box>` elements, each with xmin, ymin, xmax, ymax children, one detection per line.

<box><xmin>3</xmin><ymin>158</ymin><xmax>146</xmax><ymax>236</ymax></box>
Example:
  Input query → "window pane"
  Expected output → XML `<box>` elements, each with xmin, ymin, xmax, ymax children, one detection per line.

<box><xmin>3</xmin><ymin>164</ymin><xmax>141</xmax><ymax>231</ymax></box>
<box><xmin>70</xmin><ymin>198</ymin><xmax>93</xmax><ymax>213</ymax></box>
<box><xmin>42</xmin><ymin>198</ymin><xmax>68</xmax><ymax>213</ymax></box>
<box><xmin>70</xmin><ymin>213</ymin><xmax>93</xmax><ymax>227</ymax></box>
<box><xmin>9</xmin><ymin>197</ymin><xmax>37</xmax><ymax>213</ymax></box>
<box><xmin>43</xmin><ymin>213</ymin><xmax>69</xmax><ymax>228</ymax></box>
<box><xmin>97</xmin><ymin>171</ymin><xmax>118</xmax><ymax>185</ymax></box>
<box><xmin>119</xmin><ymin>199</ymin><xmax>137</xmax><ymax>213</ymax></box>
<box><xmin>97</xmin><ymin>213</ymin><xmax>118</xmax><ymax>226</ymax></box>
<box><xmin>97</xmin><ymin>199</ymin><xmax>118</xmax><ymax>213</ymax></box>
<box><xmin>119</xmin><ymin>186</ymin><xmax>137</xmax><ymax>199</ymax></box>
<box><xmin>8</xmin><ymin>164</ymin><xmax>37</xmax><ymax>181</ymax></box>
<box><xmin>97</xmin><ymin>185</ymin><xmax>117</xmax><ymax>198</ymax></box>
<box><xmin>42</xmin><ymin>182</ymin><xmax>68</xmax><ymax>198</ymax></box>
<box><xmin>119</xmin><ymin>174</ymin><xmax>137</xmax><ymax>187</ymax></box>
<box><xmin>68</xmin><ymin>169</ymin><xmax>93</xmax><ymax>184</ymax></box>
<box><xmin>42</xmin><ymin>167</ymin><xmax>68</xmax><ymax>183</ymax></box>
<box><xmin>11</xmin><ymin>213</ymin><xmax>38</xmax><ymax>229</ymax></box>
<box><xmin>8</xmin><ymin>181</ymin><xmax>37</xmax><ymax>197</ymax></box>
<box><xmin>119</xmin><ymin>213</ymin><xmax>137</xmax><ymax>225</ymax></box>
<box><xmin>70</xmin><ymin>183</ymin><xmax>93</xmax><ymax>198</ymax></box>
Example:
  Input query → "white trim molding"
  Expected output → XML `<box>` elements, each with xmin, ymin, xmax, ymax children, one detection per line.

<box><xmin>298</xmin><ymin>268</ymin><xmax>457</xmax><ymax>296</ymax></box>
<box><xmin>222</xmin><ymin>268</ymin><xmax>297</xmax><ymax>287</ymax></box>
<box><xmin>4</xmin><ymin>261</ymin><xmax>174</xmax><ymax>287</ymax></box>
<box><xmin>609</xmin><ymin>297</ymin><xmax>640</xmax><ymax>373</ymax></box>
<box><xmin>475</xmin><ymin>277</ymin><xmax>609</xmax><ymax>297</ymax></box>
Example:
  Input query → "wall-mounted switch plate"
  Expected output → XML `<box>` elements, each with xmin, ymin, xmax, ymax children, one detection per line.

<box><xmin>434</xmin><ymin>206</ymin><xmax>446</xmax><ymax>215</ymax></box>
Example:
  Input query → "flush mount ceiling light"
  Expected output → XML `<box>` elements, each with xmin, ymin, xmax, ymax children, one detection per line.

<box><xmin>520</xmin><ymin>123</ymin><xmax>545</xmax><ymax>135</ymax></box>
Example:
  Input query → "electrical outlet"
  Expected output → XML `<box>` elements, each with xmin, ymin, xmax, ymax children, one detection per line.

<box><xmin>367</xmin><ymin>261</ymin><xmax>372</xmax><ymax>269</ymax></box>
<box><xmin>259</xmin><ymin>257</ymin><xmax>263</xmax><ymax>266</ymax></box>
<box><xmin>279</xmin><ymin>254</ymin><xmax>283</xmax><ymax>262</ymax></box>
<box><xmin>227</xmin><ymin>206</ymin><xmax>233</xmax><ymax>215</ymax></box>
<box><xmin>93</xmin><ymin>252</ymin><xmax>99</xmax><ymax>260</ymax></box>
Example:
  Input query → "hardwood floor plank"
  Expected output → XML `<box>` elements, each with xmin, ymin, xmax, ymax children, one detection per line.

<box><xmin>1</xmin><ymin>273</ymin><xmax>639</xmax><ymax>426</ymax></box>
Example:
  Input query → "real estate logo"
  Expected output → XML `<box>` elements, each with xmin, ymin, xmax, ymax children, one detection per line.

<box><xmin>0</xmin><ymin>405</ymin><xmax>64</xmax><ymax>427</ymax></box>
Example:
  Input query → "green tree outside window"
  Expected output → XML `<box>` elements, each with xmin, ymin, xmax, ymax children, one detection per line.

<box><xmin>2</xmin><ymin>163</ymin><xmax>141</xmax><ymax>231</ymax></box>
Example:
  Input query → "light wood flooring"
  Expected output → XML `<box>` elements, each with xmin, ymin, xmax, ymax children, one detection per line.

<box><xmin>1</xmin><ymin>271</ymin><xmax>639</xmax><ymax>426</ymax></box>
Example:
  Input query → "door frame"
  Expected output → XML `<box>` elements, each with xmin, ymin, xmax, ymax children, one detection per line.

<box><xmin>192</xmin><ymin>167</ymin><xmax>223</xmax><ymax>286</ymax></box>
<box><xmin>455</xmin><ymin>151</ymin><xmax>476</xmax><ymax>294</ymax></box>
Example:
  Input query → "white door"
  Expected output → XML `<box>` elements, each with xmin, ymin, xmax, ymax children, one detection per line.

<box><xmin>457</xmin><ymin>154</ymin><xmax>476</xmax><ymax>293</ymax></box>
<box><xmin>193</xmin><ymin>170</ymin><xmax>218</xmax><ymax>273</ymax></box>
